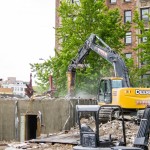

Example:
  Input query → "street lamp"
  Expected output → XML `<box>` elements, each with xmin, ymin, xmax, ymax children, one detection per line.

<box><xmin>39</xmin><ymin>58</ymin><xmax>45</xmax><ymax>61</ymax></box>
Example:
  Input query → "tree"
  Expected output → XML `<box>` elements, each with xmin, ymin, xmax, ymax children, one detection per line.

<box><xmin>30</xmin><ymin>58</ymin><xmax>53</xmax><ymax>92</ymax></box>
<box><xmin>31</xmin><ymin>0</ymin><xmax>130</xmax><ymax>96</ymax></box>
<box><xmin>133</xmin><ymin>10</ymin><xmax>150</xmax><ymax>87</ymax></box>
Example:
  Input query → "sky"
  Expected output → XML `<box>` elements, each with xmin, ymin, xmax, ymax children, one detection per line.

<box><xmin>0</xmin><ymin>0</ymin><xmax>55</xmax><ymax>84</ymax></box>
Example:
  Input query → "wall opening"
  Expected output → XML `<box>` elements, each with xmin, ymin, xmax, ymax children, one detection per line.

<box><xmin>20</xmin><ymin>114</ymin><xmax>39</xmax><ymax>142</ymax></box>
<box><xmin>25</xmin><ymin>115</ymin><xmax>37</xmax><ymax>140</ymax></box>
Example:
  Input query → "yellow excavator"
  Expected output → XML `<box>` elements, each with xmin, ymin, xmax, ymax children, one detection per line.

<box><xmin>67</xmin><ymin>33</ymin><xmax>150</xmax><ymax>120</ymax></box>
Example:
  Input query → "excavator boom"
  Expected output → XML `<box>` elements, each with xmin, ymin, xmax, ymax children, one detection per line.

<box><xmin>67</xmin><ymin>34</ymin><xmax>130</xmax><ymax>96</ymax></box>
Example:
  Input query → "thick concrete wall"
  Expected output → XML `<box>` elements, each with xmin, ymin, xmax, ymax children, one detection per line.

<box><xmin>0</xmin><ymin>100</ymin><xmax>16</xmax><ymax>141</ymax></box>
<box><xmin>0</xmin><ymin>98</ymin><xmax>97</xmax><ymax>141</ymax></box>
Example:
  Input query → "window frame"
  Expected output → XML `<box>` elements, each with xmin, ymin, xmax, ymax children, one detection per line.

<box><xmin>110</xmin><ymin>0</ymin><xmax>117</xmax><ymax>4</ymax></box>
<box><xmin>141</xmin><ymin>30</ymin><xmax>148</xmax><ymax>43</ymax></box>
<box><xmin>141</xmin><ymin>49</ymin><xmax>148</xmax><ymax>65</ymax></box>
<box><xmin>125</xmin><ymin>53</ymin><xmax>132</xmax><ymax>59</ymax></box>
<box><xmin>71</xmin><ymin>0</ymin><xmax>80</xmax><ymax>4</ymax></box>
<box><xmin>142</xmin><ymin>74</ymin><xmax>150</xmax><ymax>87</ymax></box>
<box><xmin>141</xmin><ymin>7</ymin><xmax>149</xmax><ymax>22</ymax></box>
<box><xmin>124</xmin><ymin>0</ymin><xmax>131</xmax><ymax>2</ymax></box>
<box><xmin>124</xmin><ymin>10</ymin><xmax>132</xmax><ymax>23</ymax></box>
<box><xmin>125</xmin><ymin>31</ymin><xmax>132</xmax><ymax>44</ymax></box>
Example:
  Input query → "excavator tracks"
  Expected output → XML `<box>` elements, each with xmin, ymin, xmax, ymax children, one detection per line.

<box><xmin>99</xmin><ymin>108</ymin><xmax>115</xmax><ymax>123</ymax></box>
<box><xmin>99</xmin><ymin>107</ymin><xmax>139</xmax><ymax>123</ymax></box>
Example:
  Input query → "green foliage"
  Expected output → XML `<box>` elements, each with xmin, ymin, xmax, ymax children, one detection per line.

<box><xmin>54</xmin><ymin>0</ymin><xmax>129</xmax><ymax>96</ymax></box>
<box><xmin>124</xmin><ymin>57</ymin><xmax>140</xmax><ymax>87</ymax></box>
<box><xmin>33</xmin><ymin>85</ymin><xmax>47</xmax><ymax>95</ymax></box>
<box><xmin>133</xmin><ymin>10</ymin><xmax>150</xmax><ymax>86</ymax></box>
<box><xmin>31</xmin><ymin>0</ymin><xmax>130</xmax><ymax>96</ymax></box>
<box><xmin>30</xmin><ymin>58</ymin><xmax>53</xmax><ymax>92</ymax></box>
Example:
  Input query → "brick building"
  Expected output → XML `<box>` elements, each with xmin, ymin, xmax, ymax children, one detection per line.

<box><xmin>106</xmin><ymin>0</ymin><xmax>137</xmax><ymax>63</ymax></box>
<box><xmin>106</xmin><ymin>0</ymin><xmax>150</xmax><ymax>70</ymax></box>
<box><xmin>55</xmin><ymin>0</ymin><xmax>150</xmax><ymax>78</ymax></box>
<box><xmin>55</xmin><ymin>0</ymin><xmax>61</xmax><ymax>51</ymax></box>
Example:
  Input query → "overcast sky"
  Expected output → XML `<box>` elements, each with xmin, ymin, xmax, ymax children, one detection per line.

<box><xmin>0</xmin><ymin>0</ymin><xmax>55</xmax><ymax>84</ymax></box>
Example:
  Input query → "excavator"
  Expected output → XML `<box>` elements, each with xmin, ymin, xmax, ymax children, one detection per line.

<box><xmin>67</xmin><ymin>33</ymin><xmax>150</xmax><ymax>120</ymax></box>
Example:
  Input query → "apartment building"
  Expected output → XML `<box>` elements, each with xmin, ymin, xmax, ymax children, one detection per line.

<box><xmin>106</xmin><ymin>0</ymin><xmax>150</xmax><ymax>79</ymax></box>
<box><xmin>55</xmin><ymin>0</ymin><xmax>150</xmax><ymax>79</ymax></box>
<box><xmin>2</xmin><ymin>77</ymin><xmax>28</xmax><ymax>97</ymax></box>
<box><xmin>106</xmin><ymin>0</ymin><xmax>137</xmax><ymax>62</ymax></box>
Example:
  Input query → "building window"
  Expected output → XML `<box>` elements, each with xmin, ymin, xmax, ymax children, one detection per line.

<box><xmin>141</xmin><ymin>30</ymin><xmax>148</xmax><ymax>43</ymax></box>
<box><xmin>142</xmin><ymin>74</ymin><xmax>150</xmax><ymax>79</ymax></box>
<box><xmin>124</xmin><ymin>0</ymin><xmax>131</xmax><ymax>2</ymax></box>
<box><xmin>141</xmin><ymin>51</ymin><xmax>147</xmax><ymax>65</ymax></box>
<box><xmin>124</xmin><ymin>10</ymin><xmax>132</xmax><ymax>23</ymax></box>
<box><xmin>125</xmin><ymin>32</ymin><xmax>132</xmax><ymax>44</ymax></box>
<box><xmin>142</xmin><ymin>74</ymin><xmax>150</xmax><ymax>87</ymax></box>
<box><xmin>125</xmin><ymin>53</ymin><xmax>132</xmax><ymax>59</ymax></box>
<box><xmin>110</xmin><ymin>0</ymin><xmax>116</xmax><ymax>3</ymax></box>
<box><xmin>142</xmin><ymin>36</ymin><xmax>147</xmax><ymax>42</ymax></box>
<box><xmin>141</xmin><ymin>60</ymin><xmax>147</xmax><ymax>65</ymax></box>
<box><xmin>71</xmin><ymin>0</ymin><xmax>80</xmax><ymax>4</ymax></box>
<box><xmin>141</xmin><ymin>8</ymin><xmax>149</xmax><ymax>22</ymax></box>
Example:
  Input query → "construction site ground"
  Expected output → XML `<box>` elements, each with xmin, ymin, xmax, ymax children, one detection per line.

<box><xmin>1</xmin><ymin>118</ymin><xmax>149</xmax><ymax>150</ymax></box>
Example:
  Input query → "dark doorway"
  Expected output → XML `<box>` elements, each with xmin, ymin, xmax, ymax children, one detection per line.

<box><xmin>25</xmin><ymin>115</ymin><xmax>37</xmax><ymax>140</ymax></box>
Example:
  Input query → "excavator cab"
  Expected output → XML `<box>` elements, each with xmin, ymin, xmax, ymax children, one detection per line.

<box><xmin>97</xmin><ymin>77</ymin><xmax>124</xmax><ymax>104</ymax></box>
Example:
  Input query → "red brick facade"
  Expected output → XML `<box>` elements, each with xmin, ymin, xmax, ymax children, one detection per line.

<box><xmin>55</xmin><ymin>0</ymin><xmax>61</xmax><ymax>51</ymax></box>
<box><xmin>55</xmin><ymin>0</ymin><xmax>150</xmax><ymax>66</ymax></box>
<box><xmin>106</xmin><ymin>0</ymin><xmax>138</xmax><ymax>64</ymax></box>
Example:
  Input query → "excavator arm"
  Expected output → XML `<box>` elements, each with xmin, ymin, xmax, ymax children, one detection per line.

<box><xmin>67</xmin><ymin>34</ymin><xmax>130</xmax><ymax>96</ymax></box>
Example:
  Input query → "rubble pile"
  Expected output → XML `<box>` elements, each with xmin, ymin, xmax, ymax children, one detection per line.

<box><xmin>99</xmin><ymin>120</ymin><xmax>139</xmax><ymax>146</ymax></box>
<box><xmin>0</xmin><ymin>141</ymin><xmax>73</xmax><ymax>150</ymax></box>
<box><xmin>3</xmin><ymin>142</ymin><xmax>73</xmax><ymax>150</ymax></box>
<box><xmin>1</xmin><ymin>119</ymin><xmax>149</xmax><ymax>150</ymax></box>
<box><xmin>79</xmin><ymin>117</ymin><xmax>140</xmax><ymax>146</ymax></box>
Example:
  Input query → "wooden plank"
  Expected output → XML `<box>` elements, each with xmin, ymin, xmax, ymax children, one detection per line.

<box><xmin>29</xmin><ymin>133</ymin><xmax>80</xmax><ymax>145</ymax></box>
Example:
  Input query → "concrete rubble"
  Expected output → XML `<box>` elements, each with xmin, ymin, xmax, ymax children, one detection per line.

<box><xmin>1</xmin><ymin>118</ymin><xmax>149</xmax><ymax>150</ymax></box>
